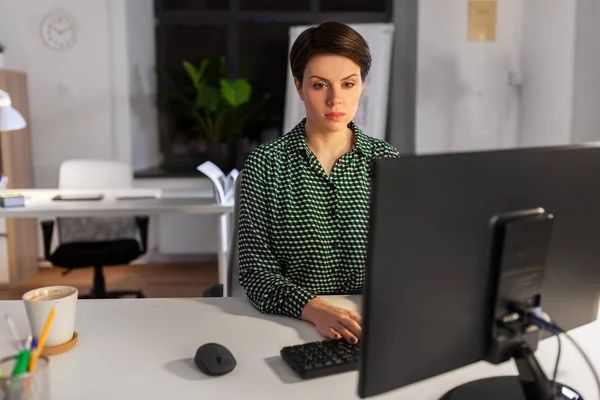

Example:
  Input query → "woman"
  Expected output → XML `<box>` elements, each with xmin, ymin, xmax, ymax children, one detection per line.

<box><xmin>238</xmin><ymin>21</ymin><xmax>399</xmax><ymax>344</ymax></box>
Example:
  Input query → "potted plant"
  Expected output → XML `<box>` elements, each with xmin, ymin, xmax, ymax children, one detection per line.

<box><xmin>165</xmin><ymin>56</ymin><xmax>269</xmax><ymax>171</ymax></box>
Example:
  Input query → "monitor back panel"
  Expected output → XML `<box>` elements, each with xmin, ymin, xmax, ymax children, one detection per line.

<box><xmin>359</xmin><ymin>145</ymin><xmax>600</xmax><ymax>397</ymax></box>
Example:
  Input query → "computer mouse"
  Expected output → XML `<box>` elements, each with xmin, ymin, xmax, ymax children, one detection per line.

<box><xmin>194</xmin><ymin>343</ymin><xmax>236</xmax><ymax>376</ymax></box>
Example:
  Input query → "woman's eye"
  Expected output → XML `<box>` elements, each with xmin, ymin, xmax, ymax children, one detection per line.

<box><xmin>313</xmin><ymin>83</ymin><xmax>325</xmax><ymax>89</ymax></box>
<box><xmin>343</xmin><ymin>82</ymin><xmax>355</xmax><ymax>88</ymax></box>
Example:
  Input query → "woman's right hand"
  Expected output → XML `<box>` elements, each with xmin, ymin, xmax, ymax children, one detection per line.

<box><xmin>301</xmin><ymin>297</ymin><xmax>362</xmax><ymax>344</ymax></box>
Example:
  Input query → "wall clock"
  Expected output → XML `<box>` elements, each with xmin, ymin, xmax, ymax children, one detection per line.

<box><xmin>40</xmin><ymin>9</ymin><xmax>78</xmax><ymax>52</ymax></box>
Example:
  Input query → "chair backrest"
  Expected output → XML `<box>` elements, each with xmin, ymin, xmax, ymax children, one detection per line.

<box><xmin>57</xmin><ymin>159</ymin><xmax>137</xmax><ymax>244</ymax></box>
<box><xmin>59</xmin><ymin>159</ymin><xmax>133</xmax><ymax>189</ymax></box>
<box><xmin>226</xmin><ymin>170</ymin><xmax>244</xmax><ymax>297</ymax></box>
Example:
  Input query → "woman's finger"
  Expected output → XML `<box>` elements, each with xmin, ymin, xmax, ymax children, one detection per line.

<box><xmin>339</xmin><ymin>315</ymin><xmax>362</xmax><ymax>338</ymax></box>
<box><xmin>321</xmin><ymin>327</ymin><xmax>341</xmax><ymax>340</ymax></box>
<box><xmin>336</xmin><ymin>325</ymin><xmax>358</xmax><ymax>344</ymax></box>
<box><xmin>347</xmin><ymin>311</ymin><xmax>363</xmax><ymax>326</ymax></box>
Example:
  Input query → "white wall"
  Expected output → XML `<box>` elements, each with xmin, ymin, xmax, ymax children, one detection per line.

<box><xmin>415</xmin><ymin>0</ymin><xmax>523</xmax><ymax>154</ymax></box>
<box><xmin>519</xmin><ymin>0</ymin><xmax>577</xmax><ymax>147</ymax></box>
<box><xmin>0</xmin><ymin>0</ymin><xmax>156</xmax><ymax>188</ymax></box>
<box><xmin>414</xmin><ymin>0</ymin><xmax>587</xmax><ymax>153</ymax></box>
<box><xmin>571</xmin><ymin>0</ymin><xmax>600</xmax><ymax>144</ymax></box>
<box><xmin>125</xmin><ymin>0</ymin><xmax>160</xmax><ymax>171</ymax></box>
<box><xmin>0</xmin><ymin>1</ymin><xmax>113</xmax><ymax>187</ymax></box>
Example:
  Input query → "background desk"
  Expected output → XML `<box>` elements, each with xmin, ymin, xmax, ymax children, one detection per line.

<box><xmin>0</xmin><ymin>296</ymin><xmax>597</xmax><ymax>400</ymax></box>
<box><xmin>0</xmin><ymin>189</ymin><xmax>233</xmax><ymax>285</ymax></box>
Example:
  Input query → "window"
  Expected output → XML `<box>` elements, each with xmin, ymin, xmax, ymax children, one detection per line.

<box><xmin>154</xmin><ymin>0</ymin><xmax>392</xmax><ymax>172</ymax></box>
<box><xmin>239</xmin><ymin>0</ymin><xmax>310</xmax><ymax>11</ymax></box>
<box><xmin>162</xmin><ymin>0</ymin><xmax>229</xmax><ymax>11</ymax></box>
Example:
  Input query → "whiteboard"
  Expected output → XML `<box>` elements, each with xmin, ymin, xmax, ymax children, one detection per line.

<box><xmin>283</xmin><ymin>23</ymin><xmax>395</xmax><ymax>140</ymax></box>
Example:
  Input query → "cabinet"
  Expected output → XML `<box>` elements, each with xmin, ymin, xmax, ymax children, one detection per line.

<box><xmin>0</xmin><ymin>69</ymin><xmax>39</xmax><ymax>284</ymax></box>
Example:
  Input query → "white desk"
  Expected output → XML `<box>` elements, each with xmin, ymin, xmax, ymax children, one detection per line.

<box><xmin>0</xmin><ymin>189</ymin><xmax>234</xmax><ymax>286</ymax></box>
<box><xmin>0</xmin><ymin>296</ymin><xmax>597</xmax><ymax>400</ymax></box>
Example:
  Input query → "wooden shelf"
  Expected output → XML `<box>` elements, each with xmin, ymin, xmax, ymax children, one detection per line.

<box><xmin>0</xmin><ymin>69</ymin><xmax>39</xmax><ymax>284</ymax></box>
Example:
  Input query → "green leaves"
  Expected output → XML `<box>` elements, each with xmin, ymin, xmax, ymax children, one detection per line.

<box><xmin>182</xmin><ymin>60</ymin><xmax>220</xmax><ymax>111</ymax></box>
<box><xmin>196</xmin><ymin>84</ymin><xmax>221</xmax><ymax>111</ymax></box>
<box><xmin>182</xmin><ymin>60</ymin><xmax>208</xmax><ymax>91</ymax></box>
<box><xmin>220</xmin><ymin>79</ymin><xmax>251</xmax><ymax>107</ymax></box>
<box><xmin>167</xmin><ymin>57</ymin><xmax>268</xmax><ymax>143</ymax></box>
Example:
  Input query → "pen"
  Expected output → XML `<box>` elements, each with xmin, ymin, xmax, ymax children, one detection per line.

<box><xmin>11</xmin><ymin>349</ymin><xmax>30</xmax><ymax>376</ymax></box>
<box><xmin>29</xmin><ymin>305</ymin><xmax>56</xmax><ymax>373</ymax></box>
<box><xmin>23</xmin><ymin>335</ymin><xmax>32</xmax><ymax>351</ymax></box>
<box><xmin>5</xmin><ymin>315</ymin><xmax>21</xmax><ymax>350</ymax></box>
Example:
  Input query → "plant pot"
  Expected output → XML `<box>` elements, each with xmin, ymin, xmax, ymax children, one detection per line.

<box><xmin>205</xmin><ymin>141</ymin><xmax>237</xmax><ymax>172</ymax></box>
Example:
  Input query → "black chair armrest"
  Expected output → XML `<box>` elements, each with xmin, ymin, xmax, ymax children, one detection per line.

<box><xmin>40</xmin><ymin>220</ymin><xmax>54</xmax><ymax>260</ymax></box>
<box><xmin>135</xmin><ymin>216</ymin><xmax>149</xmax><ymax>254</ymax></box>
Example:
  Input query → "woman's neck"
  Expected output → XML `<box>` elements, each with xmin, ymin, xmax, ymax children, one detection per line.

<box><xmin>304</xmin><ymin>118</ymin><xmax>354</xmax><ymax>175</ymax></box>
<box><xmin>305</xmin><ymin>119</ymin><xmax>353</xmax><ymax>157</ymax></box>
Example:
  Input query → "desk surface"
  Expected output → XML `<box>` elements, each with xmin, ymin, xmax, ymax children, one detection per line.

<box><xmin>0</xmin><ymin>189</ymin><xmax>233</xmax><ymax>217</ymax></box>
<box><xmin>0</xmin><ymin>296</ymin><xmax>597</xmax><ymax>400</ymax></box>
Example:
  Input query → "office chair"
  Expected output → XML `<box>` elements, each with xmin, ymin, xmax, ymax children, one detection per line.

<box><xmin>203</xmin><ymin>170</ymin><xmax>243</xmax><ymax>298</ymax></box>
<box><xmin>40</xmin><ymin>159</ymin><xmax>149</xmax><ymax>299</ymax></box>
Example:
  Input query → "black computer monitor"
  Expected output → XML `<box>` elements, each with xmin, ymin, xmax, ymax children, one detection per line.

<box><xmin>358</xmin><ymin>145</ymin><xmax>600</xmax><ymax>399</ymax></box>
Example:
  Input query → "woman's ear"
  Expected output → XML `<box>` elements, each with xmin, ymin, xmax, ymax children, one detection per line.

<box><xmin>294</xmin><ymin>78</ymin><xmax>304</xmax><ymax>101</ymax></box>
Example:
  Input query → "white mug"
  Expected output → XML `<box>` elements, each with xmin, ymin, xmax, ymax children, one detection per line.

<box><xmin>22</xmin><ymin>286</ymin><xmax>78</xmax><ymax>348</ymax></box>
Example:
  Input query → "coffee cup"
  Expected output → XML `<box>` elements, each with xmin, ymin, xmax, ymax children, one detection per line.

<box><xmin>22</xmin><ymin>286</ymin><xmax>78</xmax><ymax>348</ymax></box>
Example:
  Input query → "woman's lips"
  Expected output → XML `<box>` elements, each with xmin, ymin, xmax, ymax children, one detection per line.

<box><xmin>325</xmin><ymin>112</ymin><xmax>345</xmax><ymax>121</ymax></box>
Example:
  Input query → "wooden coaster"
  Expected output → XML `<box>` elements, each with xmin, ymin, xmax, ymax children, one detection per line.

<box><xmin>40</xmin><ymin>332</ymin><xmax>78</xmax><ymax>357</ymax></box>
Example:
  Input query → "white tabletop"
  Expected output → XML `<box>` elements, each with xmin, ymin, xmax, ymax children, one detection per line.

<box><xmin>0</xmin><ymin>296</ymin><xmax>597</xmax><ymax>400</ymax></box>
<box><xmin>0</xmin><ymin>189</ymin><xmax>233</xmax><ymax>217</ymax></box>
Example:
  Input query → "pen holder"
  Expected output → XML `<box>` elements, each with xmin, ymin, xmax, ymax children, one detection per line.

<box><xmin>0</xmin><ymin>176</ymin><xmax>8</xmax><ymax>193</ymax></box>
<box><xmin>0</xmin><ymin>355</ymin><xmax>50</xmax><ymax>400</ymax></box>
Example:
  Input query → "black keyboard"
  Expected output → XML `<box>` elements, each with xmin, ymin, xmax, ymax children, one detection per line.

<box><xmin>280</xmin><ymin>338</ymin><xmax>360</xmax><ymax>379</ymax></box>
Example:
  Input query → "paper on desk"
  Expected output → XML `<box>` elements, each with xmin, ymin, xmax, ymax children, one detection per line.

<box><xmin>197</xmin><ymin>161</ymin><xmax>239</xmax><ymax>204</ymax></box>
<box><xmin>225</xmin><ymin>169</ymin><xmax>239</xmax><ymax>194</ymax></box>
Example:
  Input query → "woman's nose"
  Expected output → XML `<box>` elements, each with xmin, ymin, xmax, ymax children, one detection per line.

<box><xmin>327</xmin><ymin>90</ymin><xmax>342</xmax><ymax>106</ymax></box>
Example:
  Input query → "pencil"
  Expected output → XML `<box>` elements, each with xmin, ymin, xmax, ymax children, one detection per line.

<box><xmin>29</xmin><ymin>305</ymin><xmax>56</xmax><ymax>372</ymax></box>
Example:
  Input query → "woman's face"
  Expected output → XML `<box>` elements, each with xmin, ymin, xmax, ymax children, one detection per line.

<box><xmin>294</xmin><ymin>54</ymin><xmax>364</xmax><ymax>134</ymax></box>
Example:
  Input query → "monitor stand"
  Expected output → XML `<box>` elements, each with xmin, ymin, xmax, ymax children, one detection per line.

<box><xmin>439</xmin><ymin>341</ymin><xmax>582</xmax><ymax>400</ymax></box>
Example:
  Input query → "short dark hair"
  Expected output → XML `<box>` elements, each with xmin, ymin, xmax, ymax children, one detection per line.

<box><xmin>289</xmin><ymin>21</ymin><xmax>371</xmax><ymax>83</ymax></box>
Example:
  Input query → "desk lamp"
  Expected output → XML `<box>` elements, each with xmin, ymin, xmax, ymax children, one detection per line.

<box><xmin>0</xmin><ymin>90</ymin><xmax>26</xmax><ymax>131</ymax></box>
<box><xmin>0</xmin><ymin>89</ymin><xmax>26</xmax><ymax>206</ymax></box>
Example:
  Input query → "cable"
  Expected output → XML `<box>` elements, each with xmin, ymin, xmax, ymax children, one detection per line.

<box><xmin>530</xmin><ymin>309</ymin><xmax>600</xmax><ymax>399</ymax></box>
<box><xmin>551</xmin><ymin>330</ymin><xmax>561</xmax><ymax>386</ymax></box>
<box><xmin>528</xmin><ymin>315</ymin><xmax>562</xmax><ymax>390</ymax></box>
<box><xmin>561</xmin><ymin>329</ymin><xmax>600</xmax><ymax>399</ymax></box>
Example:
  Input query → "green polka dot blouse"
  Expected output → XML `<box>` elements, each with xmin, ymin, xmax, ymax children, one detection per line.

<box><xmin>238</xmin><ymin>118</ymin><xmax>399</xmax><ymax>318</ymax></box>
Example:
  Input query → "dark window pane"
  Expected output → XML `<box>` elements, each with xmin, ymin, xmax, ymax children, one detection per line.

<box><xmin>239</xmin><ymin>0</ymin><xmax>310</xmax><ymax>11</ymax></box>
<box><xmin>320</xmin><ymin>0</ymin><xmax>386</xmax><ymax>12</ymax></box>
<box><xmin>237</xmin><ymin>21</ymin><xmax>310</xmax><ymax>136</ymax></box>
<box><xmin>164</xmin><ymin>25</ymin><xmax>227</xmax><ymax>65</ymax></box>
<box><xmin>162</xmin><ymin>0</ymin><xmax>229</xmax><ymax>10</ymax></box>
<box><xmin>159</xmin><ymin>25</ymin><xmax>229</xmax><ymax>167</ymax></box>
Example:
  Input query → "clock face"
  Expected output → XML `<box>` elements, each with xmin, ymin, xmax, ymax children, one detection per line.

<box><xmin>40</xmin><ymin>12</ymin><xmax>78</xmax><ymax>52</ymax></box>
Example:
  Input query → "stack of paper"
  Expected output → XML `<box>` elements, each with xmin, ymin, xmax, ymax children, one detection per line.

<box><xmin>197</xmin><ymin>161</ymin><xmax>239</xmax><ymax>204</ymax></box>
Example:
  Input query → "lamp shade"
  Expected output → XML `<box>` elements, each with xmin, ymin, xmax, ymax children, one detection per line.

<box><xmin>0</xmin><ymin>90</ymin><xmax>26</xmax><ymax>131</ymax></box>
